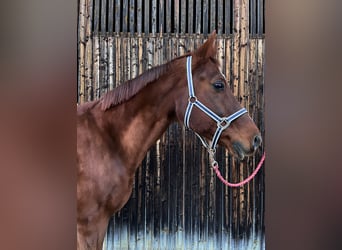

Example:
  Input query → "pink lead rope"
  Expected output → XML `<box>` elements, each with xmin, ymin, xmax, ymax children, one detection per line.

<box><xmin>212</xmin><ymin>152</ymin><xmax>265</xmax><ymax>187</ymax></box>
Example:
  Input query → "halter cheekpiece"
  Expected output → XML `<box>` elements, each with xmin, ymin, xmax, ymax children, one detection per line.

<box><xmin>184</xmin><ymin>56</ymin><xmax>247</xmax><ymax>166</ymax></box>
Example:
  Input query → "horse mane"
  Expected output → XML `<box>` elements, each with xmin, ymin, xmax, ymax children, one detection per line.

<box><xmin>99</xmin><ymin>53</ymin><xmax>221</xmax><ymax>111</ymax></box>
<box><xmin>100</xmin><ymin>58</ymin><xmax>183</xmax><ymax>111</ymax></box>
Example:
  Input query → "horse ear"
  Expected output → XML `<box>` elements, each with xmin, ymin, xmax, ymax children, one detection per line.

<box><xmin>194</xmin><ymin>30</ymin><xmax>217</xmax><ymax>59</ymax></box>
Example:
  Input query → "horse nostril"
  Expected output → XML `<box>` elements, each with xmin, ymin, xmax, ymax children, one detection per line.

<box><xmin>253</xmin><ymin>135</ymin><xmax>262</xmax><ymax>150</ymax></box>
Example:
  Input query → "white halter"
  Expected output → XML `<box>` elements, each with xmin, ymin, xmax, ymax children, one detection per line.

<box><xmin>184</xmin><ymin>56</ymin><xmax>247</xmax><ymax>161</ymax></box>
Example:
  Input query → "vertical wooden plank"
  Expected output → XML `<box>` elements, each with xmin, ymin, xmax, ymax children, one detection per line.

<box><xmin>137</xmin><ymin>0</ymin><xmax>142</xmax><ymax>34</ymax></box>
<box><xmin>151</xmin><ymin>0</ymin><xmax>157</xmax><ymax>34</ymax></box>
<box><xmin>159</xmin><ymin>0</ymin><xmax>164</xmax><ymax>33</ymax></box>
<box><xmin>99</xmin><ymin>35</ymin><xmax>108</xmax><ymax>97</ymax></box>
<box><xmin>166</xmin><ymin>0</ymin><xmax>172</xmax><ymax>33</ymax></box>
<box><xmin>147</xmin><ymin>36</ymin><xmax>154</xmax><ymax>69</ymax></box>
<box><xmin>224</xmin><ymin>0</ymin><xmax>231</xmax><ymax>34</ymax></box>
<box><xmin>174</xmin><ymin>0</ymin><xmax>180</xmax><ymax>34</ymax></box>
<box><xmin>108</xmin><ymin>36</ymin><xmax>114</xmax><ymax>90</ymax></box>
<box><xmin>115</xmin><ymin>35</ymin><xmax>121</xmax><ymax>87</ymax></box>
<box><xmin>101</xmin><ymin>0</ymin><xmax>107</xmax><ymax>34</ymax></box>
<box><xmin>123</xmin><ymin>37</ymin><xmax>130</xmax><ymax>82</ymax></box>
<box><xmin>114</xmin><ymin>0</ymin><xmax>120</xmax><ymax>33</ymax></box>
<box><xmin>85</xmin><ymin>0</ymin><xmax>93</xmax><ymax>57</ymax></box>
<box><xmin>217</xmin><ymin>0</ymin><xmax>223</xmax><ymax>35</ymax></box>
<box><xmin>202</xmin><ymin>0</ymin><xmax>209</xmax><ymax>34</ymax></box>
<box><xmin>258</xmin><ymin>39</ymin><xmax>265</xmax><ymax>128</ymax></box>
<box><xmin>250</xmin><ymin>0</ymin><xmax>256</xmax><ymax>36</ymax></box>
<box><xmin>210</xmin><ymin>0</ymin><xmax>216</xmax><ymax>32</ymax></box>
<box><xmin>129</xmin><ymin>0</ymin><xmax>135</xmax><ymax>34</ymax></box>
<box><xmin>239</xmin><ymin>0</ymin><xmax>249</xmax><ymax>238</ymax></box>
<box><xmin>122</xmin><ymin>0</ymin><xmax>128</xmax><ymax>32</ymax></box>
<box><xmin>225</xmin><ymin>39</ymin><xmax>232</xmax><ymax>100</ymax></box>
<box><xmin>188</xmin><ymin>0</ymin><xmax>194</xmax><ymax>34</ymax></box>
<box><xmin>78</xmin><ymin>0</ymin><xmax>86</xmax><ymax>104</ymax></box>
<box><xmin>232</xmin><ymin>0</ymin><xmax>241</xmax><ymax>97</ymax></box>
<box><xmin>130</xmin><ymin>37</ymin><xmax>138</xmax><ymax>79</ymax></box>
<box><xmin>180</xmin><ymin>0</ymin><xmax>186</xmax><ymax>34</ymax></box>
<box><xmin>85</xmin><ymin>36</ymin><xmax>93</xmax><ymax>102</ymax></box>
<box><xmin>144</xmin><ymin>0</ymin><xmax>150</xmax><ymax>33</ymax></box>
<box><xmin>108</xmin><ymin>0</ymin><xmax>114</xmax><ymax>33</ymax></box>
<box><xmin>195</xmin><ymin>0</ymin><xmax>202</xmax><ymax>34</ymax></box>
<box><xmin>248</xmin><ymin>38</ymin><xmax>257</xmax><ymax>117</ymax></box>
<box><xmin>138</xmin><ymin>36</ymin><xmax>143</xmax><ymax>74</ymax></box>
<box><xmin>93</xmin><ymin>35</ymin><xmax>100</xmax><ymax>99</ymax></box>
<box><xmin>239</xmin><ymin>0</ymin><xmax>249</xmax><ymax>107</ymax></box>
<box><xmin>176</xmin><ymin>33</ymin><xmax>186</xmax><ymax>249</ymax></box>
<box><xmin>257</xmin><ymin>0</ymin><xmax>263</xmax><ymax>34</ymax></box>
<box><xmin>93</xmin><ymin>0</ymin><xmax>100</xmax><ymax>34</ymax></box>
<box><xmin>217</xmin><ymin>38</ymin><xmax>225</xmax><ymax>71</ymax></box>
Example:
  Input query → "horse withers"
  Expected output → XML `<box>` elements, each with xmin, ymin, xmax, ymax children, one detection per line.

<box><xmin>77</xmin><ymin>31</ymin><xmax>261</xmax><ymax>249</ymax></box>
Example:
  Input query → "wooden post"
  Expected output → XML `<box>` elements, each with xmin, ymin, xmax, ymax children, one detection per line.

<box><xmin>78</xmin><ymin>0</ymin><xmax>86</xmax><ymax>104</ymax></box>
<box><xmin>108</xmin><ymin>36</ymin><xmax>114</xmax><ymax>90</ymax></box>
<box><xmin>93</xmin><ymin>36</ymin><xmax>100</xmax><ymax>99</ymax></box>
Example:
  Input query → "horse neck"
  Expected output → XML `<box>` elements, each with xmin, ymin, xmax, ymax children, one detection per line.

<box><xmin>103</xmin><ymin>69</ymin><xmax>184</xmax><ymax>175</ymax></box>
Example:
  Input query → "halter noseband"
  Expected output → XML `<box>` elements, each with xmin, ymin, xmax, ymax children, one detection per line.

<box><xmin>184</xmin><ymin>56</ymin><xmax>247</xmax><ymax>164</ymax></box>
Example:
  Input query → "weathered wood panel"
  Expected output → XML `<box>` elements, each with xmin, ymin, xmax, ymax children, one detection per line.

<box><xmin>77</xmin><ymin>0</ymin><xmax>265</xmax><ymax>249</ymax></box>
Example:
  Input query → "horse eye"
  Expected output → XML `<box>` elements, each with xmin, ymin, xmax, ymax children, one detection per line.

<box><xmin>213</xmin><ymin>81</ymin><xmax>225</xmax><ymax>90</ymax></box>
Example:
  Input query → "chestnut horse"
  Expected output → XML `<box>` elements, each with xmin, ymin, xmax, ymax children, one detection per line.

<box><xmin>77</xmin><ymin>32</ymin><xmax>261</xmax><ymax>249</ymax></box>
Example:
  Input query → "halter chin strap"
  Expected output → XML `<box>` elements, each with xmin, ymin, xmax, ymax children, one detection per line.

<box><xmin>184</xmin><ymin>56</ymin><xmax>247</xmax><ymax>159</ymax></box>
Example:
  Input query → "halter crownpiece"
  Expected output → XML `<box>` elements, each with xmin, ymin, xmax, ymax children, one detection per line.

<box><xmin>184</xmin><ymin>56</ymin><xmax>247</xmax><ymax>156</ymax></box>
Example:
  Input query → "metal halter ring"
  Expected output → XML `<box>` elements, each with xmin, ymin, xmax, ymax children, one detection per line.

<box><xmin>217</xmin><ymin>119</ymin><xmax>231</xmax><ymax>130</ymax></box>
<box><xmin>188</xmin><ymin>96</ymin><xmax>197</xmax><ymax>103</ymax></box>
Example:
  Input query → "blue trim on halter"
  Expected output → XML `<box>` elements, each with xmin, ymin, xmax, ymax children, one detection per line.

<box><xmin>184</xmin><ymin>55</ymin><xmax>248</xmax><ymax>152</ymax></box>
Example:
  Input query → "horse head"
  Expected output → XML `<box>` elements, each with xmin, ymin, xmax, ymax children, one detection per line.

<box><xmin>175</xmin><ymin>32</ymin><xmax>262</xmax><ymax>160</ymax></box>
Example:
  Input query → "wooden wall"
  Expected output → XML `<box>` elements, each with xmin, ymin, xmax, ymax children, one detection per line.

<box><xmin>77</xmin><ymin>0</ymin><xmax>265</xmax><ymax>249</ymax></box>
